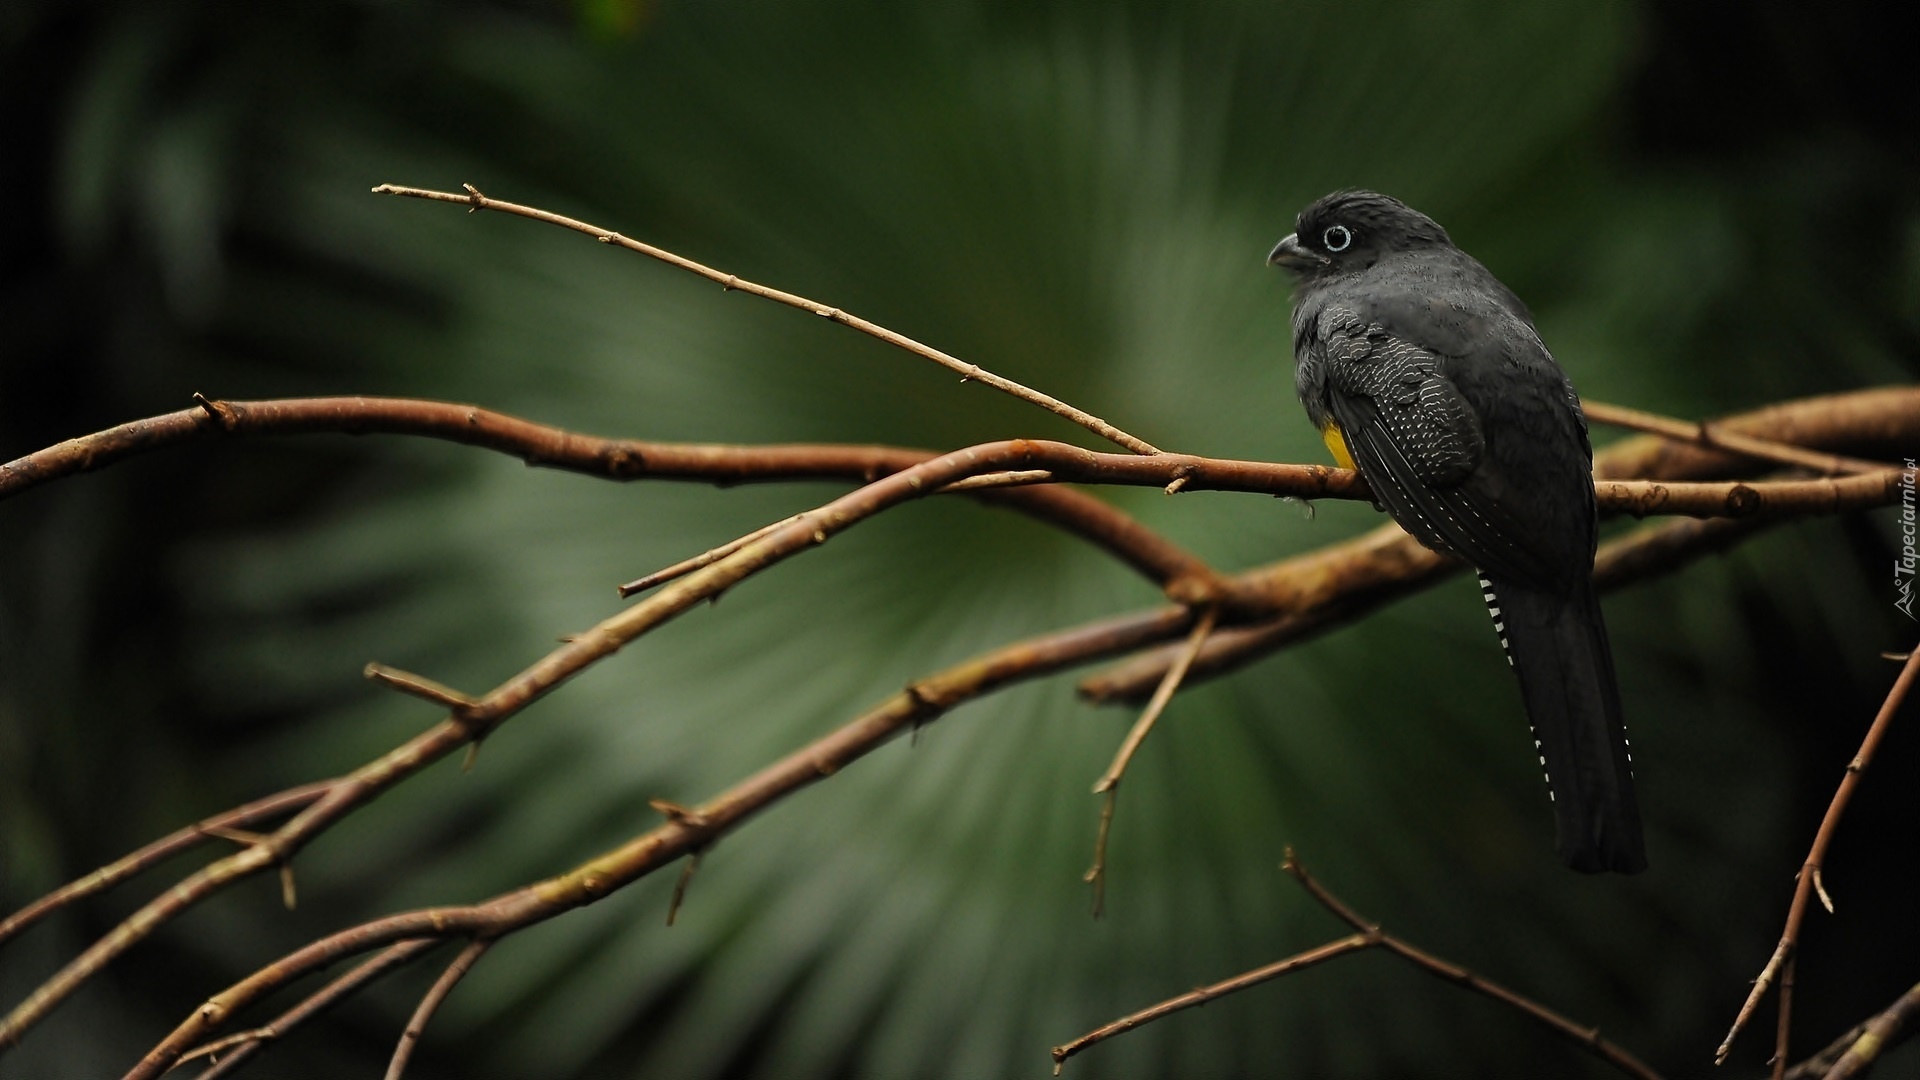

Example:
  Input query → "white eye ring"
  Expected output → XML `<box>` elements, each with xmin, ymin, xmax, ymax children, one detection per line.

<box><xmin>1322</xmin><ymin>225</ymin><xmax>1353</xmax><ymax>253</ymax></box>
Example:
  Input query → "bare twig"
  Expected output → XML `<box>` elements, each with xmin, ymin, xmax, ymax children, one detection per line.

<box><xmin>619</xmin><ymin>515</ymin><xmax>803</xmax><ymax>597</ymax></box>
<box><xmin>1581</xmin><ymin>400</ymin><xmax>1891</xmax><ymax>476</ymax></box>
<box><xmin>371</xmin><ymin>184</ymin><xmax>1162</xmax><ymax>455</ymax></box>
<box><xmin>2</xmin><ymin>389</ymin><xmax>1912</xmax><ymax>1066</ymax></box>
<box><xmin>0</xmin><ymin>396</ymin><xmax>1229</xmax><ymax>594</ymax></box>
<box><xmin>1782</xmin><ymin>978</ymin><xmax>1920</xmax><ymax>1080</ymax></box>
<box><xmin>1083</xmin><ymin>606</ymin><xmax>1218</xmax><ymax>916</ymax></box>
<box><xmin>385</xmin><ymin>939</ymin><xmax>492</xmax><ymax>1080</ymax></box>
<box><xmin>123</xmin><ymin>606</ymin><xmax>1202</xmax><ymax>1077</ymax></box>
<box><xmin>194</xmin><ymin>939</ymin><xmax>438</xmax><ymax>1080</ymax></box>
<box><xmin>1053</xmin><ymin>851</ymin><xmax>1663</xmax><ymax>1080</ymax></box>
<box><xmin>1078</xmin><ymin>513</ymin><xmax>1773</xmax><ymax>704</ymax></box>
<box><xmin>1717</xmin><ymin>648</ymin><xmax>1920</xmax><ymax>1071</ymax></box>
<box><xmin>1050</xmin><ymin>934</ymin><xmax>1375</xmax><ymax>1073</ymax></box>
<box><xmin>0</xmin><ymin>782</ymin><xmax>334</xmax><ymax>951</ymax></box>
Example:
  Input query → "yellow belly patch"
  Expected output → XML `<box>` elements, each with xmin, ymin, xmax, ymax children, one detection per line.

<box><xmin>1319</xmin><ymin>422</ymin><xmax>1356</xmax><ymax>470</ymax></box>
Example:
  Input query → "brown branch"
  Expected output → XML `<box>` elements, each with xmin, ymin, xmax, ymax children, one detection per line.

<box><xmin>1595</xmin><ymin>470</ymin><xmax>1904</xmax><ymax>520</ymax></box>
<box><xmin>0</xmin><ymin>395</ymin><xmax>1225</xmax><ymax>594</ymax></box>
<box><xmin>1050</xmin><ymin>934</ymin><xmax>1375</xmax><ymax>1073</ymax></box>
<box><xmin>2</xmin><ymin>388</ymin><xmax>1909</xmax><ymax>1065</ymax></box>
<box><xmin>619</xmin><ymin>515</ymin><xmax>801</xmax><ymax>597</ymax></box>
<box><xmin>123</xmin><ymin>605</ymin><xmax>1202</xmax><ymax>1077</ymax></box>
<box><xmin>1079</xmin><ymin>513</ymin><xmax>1775</xmax><ymax>704</ymax></box>
<box><xmin>1717</xmin><ymin>648</ymin><xmax>1920</xmax><ymax>1071</ymax></box>
<box><xmin>0</xmin><ymin>782</ymin><xmax>335</xmax><ymax>951</ymax></box>
<box><xmin>1079</xmin><ymin>386</ymin><xmax>1920</xmax><ymax>702</ymax></box>
<box><xmin>1052</xmin><ymin>851</ymin><xmax>1663</xmax><ymax>1080</ymax></box>
<box><xmin>26</xmin><ymin>437</ymin><xmax>1237</xmax><ymax>1052</ymax></box>
<box><xmin>1083</xmin><ymin>606</ymin><xmax>1218</xmax><ymax>916</ymax></box>
<box><xmin>371</xmin><ymin>183</ymin><xmax>1162</xmax><ymax>455</ymax></box>
<box><xmin>188</xmin><ymin>939</ymin><xmax>438</xmax><ymax>1080</ymax></box>
<box><xmin>107</xmin><ymin>465</ymin><xmax>1909</xmax><ymax>1072</ymax></box>
<box><xmin>1281</xmin><ymin>853</ymin><xmax>1663</xmax><ymax>1080</ymax></box>
<box><xmin>1581</xmin><ymin>400</ymin><xmax>1891</xmax><ymax>476</ymax></box>
<box><xmin>385</xmin><ymin>939</ymin><xmax>491</xmax><ymax>1080</ymax></box>
<box><xmin>1782</xmin><ymin>978</ymin><xmax>1920</xmax><ymax>1080</ymax></box>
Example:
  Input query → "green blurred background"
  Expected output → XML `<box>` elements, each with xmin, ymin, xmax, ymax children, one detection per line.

<box><xmin>3</xmin><ymin>1</ymin><xmax>1918</xmax><ymax>1076</ymax></box>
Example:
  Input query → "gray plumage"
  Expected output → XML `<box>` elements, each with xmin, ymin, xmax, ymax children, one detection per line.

<box><xmin>1270</xmin><ymin>190</ymin><xmax>1646</xmax><ymax>874</ymax></box>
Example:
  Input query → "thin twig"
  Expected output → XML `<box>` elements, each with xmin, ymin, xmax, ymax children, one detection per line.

<box><xmin>1083</xmin><ymin>607</ymin><xmax>1217</xmax><ymax>916</ymax></box>
<box><xmin>1717</xmin><ymin>647</ymin><xmax>1920</xmax><ymax>1070</ymax></box>
<box><xmin>1581</xmin><ymin>400</ymin><xmax>1891</xmax><ymax>476</ymax></box>
<box><xmin>1054</xmin><ymin>852</ymin><xmax>1664</xmax><ymax>1080</ymax></box>
<box><xmin>1050</xmin><ymin>934</ymin><xmax>1374</xmax><ymax>1073</ymax></box>
<box><xmin>372</xmin><ymin>184</ymin><xmax>1162</xmax><ymax>455</ymax></box>
<box><xmin>1279</xmin><ymin>853</ymin><xmax>1663</xmax><ymax>1079</ymax></box>
<box><xmin>1781</xmin><ymin>978</ymin><xmax>1920</xmax><ymax>1080</ymax></box>
<box><xmin>0</xmin><ymin>782</ymin><xmax>333</xmax><ymax>951</ymax></box>
<box><xmin>619</xmin><ymin>515</ymin><xmax>802</xmax><ymax>597</ymax></box>
<box><xmin>119</xmin><ymin>606</ymin><xmax>1201</xmax><ymax>1077</ymax></box>
<box><xmin>194</xmin><ymin>939</ymin><xmax>438</xmax><ymax>1080</ymax></box>
<box><xmin>385</xmin><ymin>938</ymin><xmax>492</xmax><ymax>1080</ymax></box>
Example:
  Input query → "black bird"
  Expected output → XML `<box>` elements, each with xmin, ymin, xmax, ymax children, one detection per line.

<box><xmin>1268</xmin><ymin>189</ymin><xmax>1645</xmax><ymax>873</ymax></box>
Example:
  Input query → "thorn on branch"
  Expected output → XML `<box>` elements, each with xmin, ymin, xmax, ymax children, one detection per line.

<box><xmin>192</xmin><ymin>393</ymin><xmax>238</xmax><ymax>431</ymax></box>
<box><xmin>199</xmin><ymin>824</ymin><xmax>298</xmax><ymax>909</ymax></box>
<box><xmin>667</xmin><ymin>851</ymin><xmax>705</xmax><ymax>927</ymax></box>
<box><xmin>363</xmin><ymin>663</ymin><xmax>479</xmax><ymax>714</ymax></box>
<box><xmin>649</xmin><ymin>799</ymin><xmax>711</xmax><ymax>829</ymax></box>
<box><xmin>461</xmin><ymin>182</ymin><xmax>485</xmax><ymax>212</ymax></box>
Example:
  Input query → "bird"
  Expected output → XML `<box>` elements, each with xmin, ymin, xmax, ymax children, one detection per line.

<box><xmin>1267</xmin><ymin>189</ymin><xmax>1645</xmax><ymax>874</ymax></box>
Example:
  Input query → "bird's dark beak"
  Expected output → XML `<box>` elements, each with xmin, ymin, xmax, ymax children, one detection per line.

<box><xmin>1267</xmin><ymin>233</ymin><xmax>1324</xmax><ymax>272</ymax></box>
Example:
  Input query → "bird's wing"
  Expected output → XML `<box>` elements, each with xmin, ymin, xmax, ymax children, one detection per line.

<box><xmin>1315</xmin><ymin>312</ymin><xmax>1560</xmax><ymax>587</ymax></box>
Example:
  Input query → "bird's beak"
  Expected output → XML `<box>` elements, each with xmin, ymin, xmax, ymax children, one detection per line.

<box><xmin>1267</xmin><ymin>233</ymin><xmax>1324</xmax><ymax>272</ymax></box>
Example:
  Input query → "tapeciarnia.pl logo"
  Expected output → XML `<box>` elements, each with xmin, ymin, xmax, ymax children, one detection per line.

<box><xmin>1897</xmin><ymin>458</ymin><xmax>1917</xmax><ymax>620</ymax></box>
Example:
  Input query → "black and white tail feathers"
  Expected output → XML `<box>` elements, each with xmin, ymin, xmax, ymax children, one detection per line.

<box><xmin>1478</xmin><ymin>573</ymin><xmax>1646</xmax><ymax>874</ymax></box>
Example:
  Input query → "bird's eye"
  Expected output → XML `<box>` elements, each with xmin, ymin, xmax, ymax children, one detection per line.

<box><xmin>1322</xmin><ymin>225</ymin><xmax>1353</xmax><ymax>253</ymax></box>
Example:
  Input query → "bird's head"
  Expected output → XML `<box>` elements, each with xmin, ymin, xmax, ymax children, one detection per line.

<box><xmin>1267</xmin><ymin>189</ymin><xmax>1452</xmax><ymax>279</ymax></box>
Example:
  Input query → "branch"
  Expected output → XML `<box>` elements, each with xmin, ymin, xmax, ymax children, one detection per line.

<box><xmin>1783</xmin><ymin>979</ymin><xmax>1920</xmax><ymax>1080</ymax></box>
<box><xmin>191</xmin><ymin>939</ymin><xmax>439</xmax><ymax>1080</ymax></box>
<box><xmin>16</xmin><ymin>436</ymin><xmax>1255</xmax><ymax>1051</ymax></box>
<box><xmin>122</xmin><ymin>605</ymin><xmax>1203</xmax><ymax>1077</ymax></box>
<box><xmin>1079</xmin><ymin>386</ymin><xmax>1920</xmax><ymax>700</ymax></box>
<box><xmin>0</xmin><ymin>781</ymin><xmax>334</xmax><ymax>951</ymax></box>
<box><xmin>1717</xmin><ymin>648</ymin><xmax>1920</xmax><ymax>1072</ymax></box>
<box><xmin>385</xmin><ymin>939</ymin><xmax>491</xmax><ymax>1080</ymax></box>
<box><xmin>1051</xmin><ymin>851</ymin><xmax>1664</xmax><ymax>1080</ymax></box>
<box><xmin>371</xmin><ymin>183</ymin><xmax>1162</xmax><ymax>455</ymax></box>
<box><xmin>2</xmin><ymin>388</ymin><xmax>1907</xmax><ymax>1058</ymax></box>
<box><xmin>1083</xmin><ymin>606</ymin><xmax>1217</xmax><ymax>916</ymax></box>
<box><xmin>1581</xmin><ymin>400</ymin><xmax>1892</xmax><ymax>476</ymax></box>
<box><xmin>1079</xmin><ymin>513</ymin><xmax>1775</xmax><ymax>704</ymax></box>
<box><xmin>1050</xmin><ymin>934</ymin><xmax>1375</xmax><ymax>1072</ymax></box>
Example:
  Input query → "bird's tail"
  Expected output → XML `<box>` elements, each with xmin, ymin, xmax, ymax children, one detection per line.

<box><xmin>1480</xmin><ymin>573</ymin><xmax>1646</xmax><ymax>874</ymax></box>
